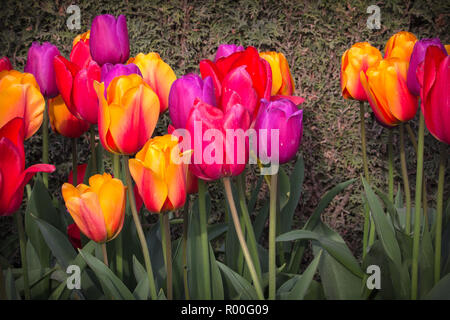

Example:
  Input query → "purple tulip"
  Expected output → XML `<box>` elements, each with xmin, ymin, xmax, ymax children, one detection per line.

<box><xmin>90</xmin><ymin>14</ymin><xmax>130</xmax><ymax>66</ymax></box>
<box><xmin>254</xmin><ymin>98</ymin><xmax>303</xmax><ymax>164</ymax></box>
<box><xmin>100</xmin><ymin>63</ymin><xmax>142</xmax><ymax>97</ymax></box>
<box><xmin>407</xmin><ymin>38</ymin><xmax>446</xmax><ymax>96</ymax></box>
<box><xmin>214</xmin><ymin>44</ymin><xmax>244</xmax><ymax>62</ymax></box>
<box><xmin>168</xmin><ymin>74</ymin><xmax>216</xmax><ymax>129</ymax></box>
<box><xmin>24</xmin><ymin>42</ymin><xmax>60</xmax><ymax>98</ymax></box>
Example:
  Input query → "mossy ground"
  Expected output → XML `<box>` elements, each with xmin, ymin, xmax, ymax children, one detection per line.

<box><xmin>0</xmin><ymin>0</ymin><xmax>448</xmax><ymax>265</ymax></box>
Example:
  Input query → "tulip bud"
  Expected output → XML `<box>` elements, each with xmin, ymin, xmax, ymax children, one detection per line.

<box><xmin>48</xmin><ymin>95</ymin><xmax>90</xmax><ymax>138</ymax></box>
<box><xmin>24</xmin><ymin>42</ymin><xmax>60</xmax><ymax>98</ymax></box>
<box><xmin>0</xmin><ymin>57</ymin><xmax>12</xmax><ymax>72</ymax></box>
<box><xmin>90</xmin><ymin>14</ymin><xmax>130</xmax><ymax>66</ymax></box>
<box><xmin>384</xmin><ymin>31</ymin><xmax>417</xmax><ymax>62</ymax></box>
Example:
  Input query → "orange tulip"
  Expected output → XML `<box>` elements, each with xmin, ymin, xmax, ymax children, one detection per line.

<box><xmin>260</xmin><ymin>51</ymin><xmax>295</xmax><ymax>96</ymax></box>
<box><xmin>94</xmin><ymin>74</ymin><xmax>160</xmax><ymax>155</ymax></box>
<box><xmin>445</xmin><ymin>45</ymin><xmax>450</xmax><ymax>55</ymax></box>
<box><xmin>127</xmin><ymin>52</ymin><xmax>176</xmax><ymax>112</ymax></box>
<box><xmin>360</xmin><ymin>57</ymin><xmax>418</xmax><ymax>127</ymax></box>
<box><xmin>48</xmin><ymin>95</ymin><xmax>90</xmax><ymax>138</ymax></box>
<box><xmin>0</xmin><ymin>70</ymin><xmax>45</xmax><ymax>139</ymax></box>
<box><xmin>341</xmin><ymin>42</ymin><xmax>382</xmax><ymax>101</ymax></box>
<box><xmin>62</xmin><ymin>173</ymin><xmax>126</xmax><ymax>243</ymax></box>
<box><xmin>384</xmin><ymin>31</ymin><xmax>417</xmax><ymax>62</ymax></box>
<box><xmin>129</xmin><ymin>134</ymin><xmax>187</xmax><ymax>213</ymax></box>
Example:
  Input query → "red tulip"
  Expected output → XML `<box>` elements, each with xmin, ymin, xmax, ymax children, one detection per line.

<box><xmin>67</xmin><ymin>223</ymin><xmax>82</xmax><ymax>249</ymax></box>
<box><xmin>0</xmin><ymin>57</ymin><xmax>12</xmax><ymax>72</ymax></box>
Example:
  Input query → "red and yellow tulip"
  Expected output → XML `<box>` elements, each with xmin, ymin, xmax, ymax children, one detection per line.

<box><xmin>260</xmin><ymin>51</ymin><xmax>295</xmax><ymax>96</ymax></box>
<box><xmin>62</xmin><ymin>173</ymin><xmax>126</xmax><ymax>243</ymax></box>
<box><xmin>384</xmin><ymin>31</ymin><xmax>417</xmax><ymax>62</ymax></box>
<box><xmin>48</xmin><ymin>95</ymin><xmax>90</xmax><ymax>138</ymax></box>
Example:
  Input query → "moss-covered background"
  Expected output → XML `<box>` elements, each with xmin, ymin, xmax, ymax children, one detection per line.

<box><xmin>0</xmin><ymin>0</ymin><xmax>449</xmax><ymax>263</ymax></box>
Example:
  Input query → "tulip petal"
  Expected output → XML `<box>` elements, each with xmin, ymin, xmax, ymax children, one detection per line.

<box><xmin>98</xmin><ymin>178</ymin><xmax>125</xmax><ymax>239</ymax></box>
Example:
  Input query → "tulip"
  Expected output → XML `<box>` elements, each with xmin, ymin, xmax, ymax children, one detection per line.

<box><xmin>127</xmin><ymin>52</ymin><xmax>176</xmax><ymax>112</ymax></box>
<box><xmin>384</xmin><ymin>31</ymin><xmax>417</xmax><ymax>62</ymax></box>
<box><xmin>94</xmin><ymin>74</ymin><xmax>160</xmax><ymax>155</ymax></box>
<box><xmin>259</xmin><ymin>51</ymin><xmax>295</xmax><ymax>96</ymax></box>
<box><xmin>53</xmin><ymin>55</ymin><xmax>101</xmax><ymax>124</ymax></box>
<box><xmin>129</xmin><ymin>134</ymin><xmax>187</xmax><ymax>213</ymax></box>
<box><xmin>0</xmin><ymin>70</ymin><xmax>45</xmax><ymax>139</ymax></box>
<box><xmin>406</xmin><ymin>38</ymin><xmax>446</xmax><ymax>96</ymax></box>
<box><xmin>254</xmin><ymin>98</ymin><xmax>303</xmax><ymax>164</ymax></box>
<box><xmin>360</xmin><ymin>58</ymin><xmax>418</xmax><ymax>127</ymax></box>
<box><xmin>67</xmin><ymin>223</ymin><xmax>82</xmax><ymax>249</ymax></box>
<box><xmin>68</xmin><ymin>163</ymin><xmax>88</xmax><ymax>185</ymax></box>
<box><xmin>0</xmin><ymin>118</ymin><xmax>55</xmax><ymax>216</ymax></box>
<box><xmin>71</xmin><ymin>30</ymin><xmax>92</xmax><ymax>69</ymax></box>
<box><xmin>214</xmin><ymin>44</ymin><xmax>244</xmax><ymax>62</ymax></box>
<box><xmin>90</xmin><ymin>14</ymin><xmax>130</xmax><ymax>66</ymax></box>
<box><xmin>24</xmin><ymin>42</ymin><xmax>60</xmax><ymax>98</ymax></box>
<box><xmin>185</xmin><ymin>99</ymin><xmax>251</xmax><ymax>181</ymax></box>
<box><xmin>200</xmin><ymin>46</ymin><xmax>272</xmax><ymax>119</ymax></box>
<box><xmin>0</xmin><ymin>57</ymin><xmax>12</xmax><ymax>72</ymax></box>
<box><xmin>100</xmin><ymin>62</ymin><xmax>142</xmax><ymax>96</ymax></box>
<box><xmin>416</xmin><ymin>46</ymin><xmax>450</xmax><ymax>144</ymax></box>
<box><xmin>168</xmin><ymin>73</ymin><xmax>216</xmax><ymax>129</ymax></box>
<box><xmin>48</xmin><ymin>95</ymin><xmax>90</xmax><ymax>138</ymax></box>
<box><xmin>446</xmin><ymin>45</ymin><xmax>450</xmax><ymax>55</ymax></box>
<box><xmin>62</xmin><ymin>173</ymin><xmax>126</xmax><ymax>243</ymax></box>
<box><xmin>340</xmin><ymin>42</ymin><xmax>383</xmax><ymax>101</ymax></box>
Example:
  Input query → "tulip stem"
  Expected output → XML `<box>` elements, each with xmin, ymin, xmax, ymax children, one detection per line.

<box><xmin>161</xmin><ymin>213</ymin><xmax>173</xmax><ymax>300</ymax></box>
<box><xmin>15</xmin><ymin>212</ymin><xmax>30</xmax><ymax>300</ymax></box>
<box><xmin>223</xmin><ymin>177</ymin><xmax>265</xmax><ymax>300</ymax></box>
<box><xmin>112</xmin><ymin>154</ymin><xmax>123</xmax><ymax>280</ymax></box>
<box><xmin>72</xmin><ymin>138</ymin><xmax>77</xmax><ymax>186</ymax></box>
<box><xmin>434</xmin><ymin>143</ymin><xmax>446</xmax><ymax>285</ymax></box>
<box><xmin>388</xmin><ymin>130</ymin><xmax>394</xmax><ymax>202</ymax></box>
<box><xmin>268</xmin><ymin>173</ymin><xmax>278</xmax><ymax>300</ymax></box>
<box><xmin>411</xmin><ymin>111</ymin><xmax>425</xmax><ymax>300</ymax></box>
<box><xmin>182</xmin><ymin>198</ymin><xmax>190</xmax><ymax>300</ymax></box>
<box><xmin>122</xmin><ymin>156</ymin><xmax>158</xmax><ymax>300</ymax></box>
<box><xmin>101</xmin><ymin>243</ymin><xmax>108</xmax><ymax>267</ymax></box>
<box><xmin>399</xmin><ymin>124</ymin><xmax>412</xmax><ymax>234</ymax></box>
<box><xmin>198</xmin><ymin>179</ymin><xmax>211</xmax><ymax>299</ymax></box>
<box><xmin>90</xmin><ymin>126</ymin><xmax>97</xmax><ymax>173</ymax></box>
<box><xmin>42</xmin><ymin>99</ymin><xmax>49</xmax><ymax>188</ymax></box>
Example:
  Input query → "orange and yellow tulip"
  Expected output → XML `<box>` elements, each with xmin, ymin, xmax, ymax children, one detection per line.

<box><xmin>360</xmin><ymin>57</ymin><xmax>418</xmax><ymax>127</ymax></box>
<box><xmin>48</xmin><ymin>95</ymin><xmax>90</xmax><ymax>138</ymax></box>
<box><xmin>62</xmin><ymin>173</ymin><xmax>126</xmax><ymax>243</ymax></box>
<box><xmin>0</xmin><ymin>70</ymin><xmax>45</xmax><ymax>139</ymax></box>
<box><xmin>127</xmin><ymin>52</ymin><xmax>176</xmax><ymax>113</ymax></box>
<box><xmin>384</xmin><ymin>31</ymin><xmax>417</xmax><ymax>62</ymax></box>
<box><xmin>340</xmin><ymin>42</ymin><xmax>382</xmax><ymax>101</ymax></box>
<box><xmin>94</xmin><ymin>74</ymin><xmax>160</xmax><ymax>155</ymax></box>
<box><xmin>260</xmin><ymin>51</ymin><xmax>295</xmax><ymax>96</ymax></box>
<box><xmin>129</xmin><ymin>134</ymin><xmax>187</xmax><ymax>213</ymax></box>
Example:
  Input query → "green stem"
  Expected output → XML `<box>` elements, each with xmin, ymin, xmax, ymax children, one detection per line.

<box><xmin>223</xmin><ymin>177</ymin><xmax>264</xmax><ymax>300</ymax></box>
<box><xmin>72</xmin><ymin>138</ymin><xmax>77</xmax><ymax>186</ymax></box>
<box><xmin>101</xmin><ymin>243</ymin><xmax>108</xmax><ymax>267</ymax></box>
<box><xmin>411</xmin><ymin>111</ymin><xmax>425</xmax><ymax>300</ymax></box>
<box><xmin>42</xmin><ymin>100</ymin><xmax>49</xmax><ymax>187</ymax></box>
<box><xmin>182</xmin><ymin>198</ymin><xmax>190</xmax><ymax>300</ymax></box>
<box><xmin>400</xmin><ymin>124</ymin><xmax>412</xmax><ymax>234</ymax></box>
<box><xmin>434</xmin><ymin>143</ymin><xmax>446</xmax><ymax>284</ymax></box>
<box><xmin>268</xmin><ymin>173</ymin><xmax>278</xmax><ymax>300</ymax></box>
<box><xmin>15</xmin><ymin>212</ymin><xmax>30</xmax><ymax>300</ymax></box>
<box><xmin>236</xmin><ymin>173</ymin><xmax>262</xmax><ymax>282</ymax></box>
<box><xmin>90</xmin><ymin>126</ymin><xmax>97</xmax><ymax>173</ymax></box>
<box><xmin>112</xmin><ymin>154</ymin><xmax>122</xmax><ymax>280</ymax></box>
<box><xmin>161</xmin><ymin>213</ymin><xmax>173</xmax><ymax>300</ymax></box>
<box><xmin>122</xmin><ymin>156</ymin><xmax>157</xmax><ymax>300</ymax></box>
<box><xmin>388</xmin><ymin>130</ymin><xmax>394</xmax><ymax>202</ymax></box>
<box><xmin>198</xmin><ymin>179</ymin><xmax>211</xmax><ymax>299</ymax></box>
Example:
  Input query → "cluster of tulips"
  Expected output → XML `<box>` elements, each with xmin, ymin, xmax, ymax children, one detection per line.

<box><xmin>341</xmin><ymin>32</ymin><xmax>449</xmax><ymax>299</ymax></box>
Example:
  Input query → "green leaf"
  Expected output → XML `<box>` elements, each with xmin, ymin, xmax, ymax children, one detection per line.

<box><xmin>419</xmin><ymin>224</ymin><xmax>434</xmax><ymax>298</ymax></box>
<box><xmin>287</xmin><ymin>250</ymin><xmax>323</xmax><ymax>300</ymax></box>
<box><xmin>208</xmin><ymin>223</ymin><xmax>228</xmax><ymax>241</ymax></box>
<box><xmin>5</xmin><ymin>268</ymin><xmax>20</xmax><ymax>300</ymax></box>
<box><xmin>424</xmin><ymin>274</ymin><xmax>450</xmax><ymax>300</ymax></box>
<box><xmin>209</xmin><ymin>245</ymin><xmax>224</xmax><ymax>299</ymax></box>
<box><xmin>278</xmin><ymin>166</ymin><xmax>290</xmax><ymax>210</ymax></box>
<box><xmin>217</xmin><ymin>261</ymin><xmax>257</xmax><ymax>300</ymax></box>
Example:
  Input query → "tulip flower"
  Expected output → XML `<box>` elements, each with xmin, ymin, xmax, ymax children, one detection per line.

<box><xmin>62</xmin><ymin>173</ymin><xmax>126</xmax><ymax>243</ymax></box>
<box><xmin>0</xmin><ymin>57</ymin><xmax>12</xmax><ymax>72</ymax></box>
<box><xmin>416</xmin><ymin>46</ymin><xmax>450</xmax><ymax>144</ymax></box>
<box><xmin>254</xmin><ymin>98</ymin><xmax>303</xmax><ymax>164</ymax></box>
<box><xmin>0</xmin><ymin>118</ymin><xmax>55</xmax><ymax>216</ymax></box>
<box><xmin>384</xmin><ymin>31</ymin><xmax>417</xmax><ymax>62</ymax></box>
<box><xmin>71</xmin><ymin>30</ymin><xmax>92</xmax><ymax>69</ymax></box>
<box><xmin>94</xmin><ymin>74</ymin><xmax>160</xmax><ymax>155</ymax></box>
<box><xmin>259</xmin><ymin>51</ymin><xmax>295</xmax><ymax>96</ymax></box>
<box><xmin>90</xmin><ymin>14</ymin><xmax>130</xmax><ymax>66</ymax></box>
<box><xmin>340</xmin><ymin>42</ymin><xmax>383</xmax><ymax>101</ymax></box>
<box><xmin>0</xmin><ymin>70</ymin><xmax>45</xmax><ymax>139</ymax></box>
<box><xmin>67</xmin><ymin>223</ymin><xmax>82</xmax><ymax>249</ymax></box>
<box><xmin>406</xmin><ymin>38</ymin><xmax>446</xmax><ymax>96</ymax></box>
<box><xmin>127</xmin><ymin>52</ymin><xmax>176</xmax><ymax>112</ymax></box>
<box><xmin>24</xmin><ymin>42</ymin><xmax>60</xmax><ymax>98</ymax></box>
<box><xmin>446</xmin><ymin>45</ymin><xmax>450</xmax><ymax>55</ymax></box>
<box><xmin>214</xmin><ymin>44</ymin><xmax>244</xmax><ymax>62</ymax></box>
<box><xmin>185</xmin><ymin>99</ymin><xmax>251</xmax><ymax>181</ymax></box>
<box><xmin>53</xmin><ymin>55</ymin><xmax>101</xmax><ymax>124</ymax></box>
<box><xmin>129</xmin><ymin>134</ymin><xmax>188</xmax><ymax>213</ymax></box>
<box><xmin>200</xmin><ymin>46</ymin><xmax>272</xmax><ymax>119</ymax></box>
<box><xmin>168</xmin><ymin>73</ymin><xmax>216</xmax><ymax>129</ymax></box>
<box><xmin>360</xmin><ymin>58</ymin><xmax>418</xmax><ymax>127</ymax></box>
<box><xmin>100</xmin><ymin>62</ymin><xmax>142</xmax><ymax>96</ymax></box>
<box><xmin>68</xmin><ymin>163</ymin><xmax>88</xmax><ymax>185</ymax></box>
<box><xmin>48</xmin><ymin>95</ymin><xmax>90</xmax><ymax>138</ymax></box>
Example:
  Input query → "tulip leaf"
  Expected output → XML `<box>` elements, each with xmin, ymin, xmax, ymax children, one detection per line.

<box><xmin>278</xmin><ymin>166</ymin><xmax>290</xmax><ymax>211</ymax></box>
<box><xmin>286</xmin><ymin>250</ymin><xmax>323</xmax><ymax>300</ymax></box>
<box><xmin>419</xmin><ymin>224</ymin><xmax>434</xmax><ymax>298</ymax></box>
<box><xmin>5</xmin><ymin>268</ymin><xmax>20</xmax><ymax>300</ymax></box>
<box><xmin>217</xmin><ymin>261</ymin><xmax>258</xmax><ymax>300</ymax></box>
<box><xmin>424</xmin><ymin>274</ymin><xmax>450</xmax><ymax>300</ymax></box>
